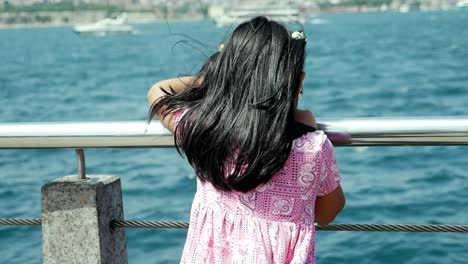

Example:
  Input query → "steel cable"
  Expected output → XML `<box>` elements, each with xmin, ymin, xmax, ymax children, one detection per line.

<box><xmin>1</xmin><ymin>218</ymin><xmax>467</xmax><ymax>233</ymax></box>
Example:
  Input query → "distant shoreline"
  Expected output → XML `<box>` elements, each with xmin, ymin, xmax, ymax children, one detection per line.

<box><xmin>0</xmin><ymin>20</ymin><xmax>203</xmax><ymax>30</ymax></box>
<box><xmin>0</xmin><ymin>8</ymin><xmax>459</xmax><ymax>30</ymax></box>
<box><xmin>0</xmin><ymin>17</ymin><xmax>205</xmax><ymax>30</ymax></box>
<box><xmin>0</xmin><ymin>10</ymin><xmax>206</xmax><ymax>30</ymax></box>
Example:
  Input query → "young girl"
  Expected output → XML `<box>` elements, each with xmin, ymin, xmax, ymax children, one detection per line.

<box><xmin>147</xmin><ymin>16</ymin><xmax>345</xmax><ymax>264</ymax></box>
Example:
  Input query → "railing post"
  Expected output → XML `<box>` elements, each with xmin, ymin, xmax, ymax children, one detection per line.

<box><xmin>41</xmin><ymin>175</ymin><xmax>128</xmax><ymax>264</ymax></box>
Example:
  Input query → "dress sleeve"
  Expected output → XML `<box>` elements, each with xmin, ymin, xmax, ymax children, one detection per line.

<box><xmin>172</xmin><ymin>108</ymin><xmax>188</xmax><ymax>130</ymax></box>
<box><xmin>317</xmin><ymin>136</ymin><xmax>341</xmax><ymax>196</ymax></box>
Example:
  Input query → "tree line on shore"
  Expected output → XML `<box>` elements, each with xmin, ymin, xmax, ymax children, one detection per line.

<box><xmin>1</xmin><ymin>0</ymin><xmax>403</xmax><ymax>14</ymax></box>
<box><xmin>0</xmin><ymin>2</ymin><xmax>125</xmax><ymax>13</ymax></box>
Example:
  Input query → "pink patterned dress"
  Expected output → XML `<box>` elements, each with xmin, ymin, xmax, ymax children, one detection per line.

<box><xmin>176</xmin><ymin>113</ymin><xmax>341</xmax><ymax>264</ymax></box>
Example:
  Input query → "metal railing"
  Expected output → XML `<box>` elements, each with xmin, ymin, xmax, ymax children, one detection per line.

<box><xmin>2</xmin><ymin>218</ymin><xmax>467</xmax><ymax>233</ymax></box>
<box><xmin>1</xmin><ymin>117</ymin><xmax>468</xmax><ymax>235</ymax></box>
<box><xmin>1</xmin><ymin>116</ymin><xmax>468</xmax><ymax>262</ymax></box>
<box><xmin>2</xmin><ymin>116</ymin><xmax>468</xmax><ymax>148</ymax></box>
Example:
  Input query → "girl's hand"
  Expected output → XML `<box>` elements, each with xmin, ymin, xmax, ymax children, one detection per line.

<box><xmin>147</xmin><ymin>76</ymin><xmax>196</xmax><ymax>107</ymax></box>
<box><xmin>294</xmin><ymin>109</ymin><xmax>317</xmax><ymax>129</ymax></box>
<box><xmin>147</xmin><ymin>76</ymin><xmax>196</xmax><ymax>132</ymax></box>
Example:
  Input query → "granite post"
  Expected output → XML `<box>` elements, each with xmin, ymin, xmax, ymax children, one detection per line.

<box><xmin>41</xmin><ymin>175</ymin><xmax>127</xmax><ymax>264</ymax></box>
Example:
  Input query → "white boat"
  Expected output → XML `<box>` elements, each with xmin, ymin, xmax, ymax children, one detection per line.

<box><xmin>73</xmin><ymin>13</ymin><xmax>135</xmax><ymax>36</ymax></box>
<box><xmin>457</xmin><ymin>0</ymin><xmax>468</xmax><ymax>9</ymax></box>
<box><xmin>209</xmin><ymin>5</ymin><xmax>306</xmax><ymax>27</ymax></box>
<box><xmin>399</xmin><ymin>4</ymin><xmax>410</xmax><ymax>13</ymax></box>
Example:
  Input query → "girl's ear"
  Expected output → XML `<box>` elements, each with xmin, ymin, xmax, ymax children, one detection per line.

<box><xmin>294</xmin><ymin>71</ymin><xmax>306</xmax><ymax>106</ymax></box>
<box><xmin>300</xmin><ymin>71</ymin><xmax>306</xmax><ymax>81</ymax></box>
<box><xmin>298</xmin><ymin>71</ymin><xmax>306</xmax><ymax>95</ymax></box>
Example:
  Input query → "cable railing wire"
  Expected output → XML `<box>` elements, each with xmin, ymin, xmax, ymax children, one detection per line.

<box><xmin>0</xmin><ymin>218</ymin><xmax>41</xmax><ymax>226</ymax></box>
<box><xmin>1</xmin><ymin>218</ymin><xmax>467</xmax><ymax>233</ymax></box>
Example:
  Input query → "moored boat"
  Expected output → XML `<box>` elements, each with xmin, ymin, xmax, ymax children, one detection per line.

<box><xmin>73</xmin><ymin>13</ymin><xmax>135</xmax><ymax>36</ymax></box>
<box><xmin>208</xmin><ymin>4</ymin><xmax>306</xmax><ymax>27</ymax></box>
<box><xmin>457</xmin><ymin>0</ymin><xmax>468</xmax><ymax>9</ymax></box>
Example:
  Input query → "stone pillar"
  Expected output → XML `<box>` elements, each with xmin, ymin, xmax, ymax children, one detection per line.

<box><xmin>41</xmin><ymin>175</ymin><xmax>127</xmax><ymax>264</ymax></box>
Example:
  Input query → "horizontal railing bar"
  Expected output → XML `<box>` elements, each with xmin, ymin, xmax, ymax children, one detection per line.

<box><xmin>1</xmin><ymin>116</ymin><xmax>468</xmax><ymax>148</ymax></box>
<box><xmin>1</xmin><ymin>218</ymin><xmax>467</xmax><ymax>233</ymax></box>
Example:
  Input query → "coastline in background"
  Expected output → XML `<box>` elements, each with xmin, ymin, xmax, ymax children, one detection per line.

<box><xmin>0</xmin><ymin>11</ymin><xmax>467</xmax><ymax>263</ymax></box>
<box><xmin>0</xmin><ymin>0</ymin><xmax>465</xmax><ymax>29</ymax></box>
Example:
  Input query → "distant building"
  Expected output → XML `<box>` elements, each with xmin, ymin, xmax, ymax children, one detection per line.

<box><xmin>1</xmin><ymin>0</ymin><xmax>460</xmax><ymax>12</ymax></box>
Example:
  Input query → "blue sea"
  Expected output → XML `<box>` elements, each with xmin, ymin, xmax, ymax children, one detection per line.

<box><xmin>1</xmin><ymin>11</ymin><xmax>468</xmax><ymax>263</ymax></box>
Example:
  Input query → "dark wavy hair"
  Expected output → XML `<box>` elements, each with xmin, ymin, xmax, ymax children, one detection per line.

<box><xmin>148</xmin><ymin>16</ymin><xmax>306</xmax><ymax>192</ymax></box>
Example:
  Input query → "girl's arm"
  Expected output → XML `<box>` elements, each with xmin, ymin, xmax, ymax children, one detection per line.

<box><xmin>147</xmin><ymin>76</ymin><xmax>195</xmax><ymax>132</ymax></box>
<box><xmin>147</xmin><ymin>76</ymin><xmax>195</xmax><ymax>106</ymax></box>
<box><xmin>314</xmin><ymin>138</ymin><xmax>345</xmax><ymax>225</ymax></box>
<box><xmin>314</xmin><ymin>185</ymin><xmax>345</xmax><ymax>225</ymax></box>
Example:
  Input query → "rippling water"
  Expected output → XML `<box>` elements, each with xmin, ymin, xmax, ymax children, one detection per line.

<box><xmin>0</xmin><ymin>11</ymin><xmax>467</xmax><ymax>263</ymax></box>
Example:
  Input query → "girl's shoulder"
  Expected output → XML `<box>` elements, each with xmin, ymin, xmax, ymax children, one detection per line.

<box><xmin>292</xmin><ymin>123</ymin><xmax>330</xmax><ymax>153</ymax></box>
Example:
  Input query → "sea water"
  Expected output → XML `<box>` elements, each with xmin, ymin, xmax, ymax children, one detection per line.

<box><xmin>0</xmin><ymin>11</ymin><xmax>467</xmax><ymax>263</ymax></box>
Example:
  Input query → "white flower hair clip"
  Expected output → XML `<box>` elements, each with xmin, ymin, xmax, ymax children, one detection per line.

<box><xmin>291</xmin><ymin>31</ymin><xmax>306</xmax><ymax>41</ymax></box>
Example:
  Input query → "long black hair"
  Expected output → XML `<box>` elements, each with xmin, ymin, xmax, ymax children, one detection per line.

<box><xmin>148</xmin><ymin>16</ymin><xmax>306</xmax><ymax>192</ymax></box>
